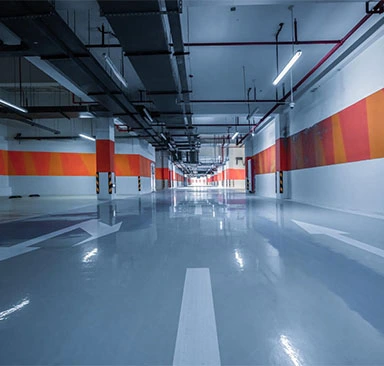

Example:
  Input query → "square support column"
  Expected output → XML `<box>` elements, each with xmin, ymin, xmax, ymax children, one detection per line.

<box><xmin>155</xmin><ymin>150</ymin><xmax>170</xmax><ymax>190</ymax></box>
<box><xmin>96</xmin><ymin>117</ymin><xmax>115</xmax><ymax>200</ymax></box>
<box><xmin>275</xmin><ymin>113</ymin><xmax>290</xmax><ymax>199</ymax></box>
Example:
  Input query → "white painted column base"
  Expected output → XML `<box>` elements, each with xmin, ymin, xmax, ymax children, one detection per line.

<box><xmin>98</xmin><ymin>172</ymin><xmax>116</xmax><ymax>200</ymax></box>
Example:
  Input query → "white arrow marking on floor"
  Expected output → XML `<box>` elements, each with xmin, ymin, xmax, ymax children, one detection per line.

<box><xmin>0</xmin><ymin>219</ymin><xmax>122</xmax><ymax>261</ymax></box>
<box><xmin>72</xmin><ymin>220</ymin><xmax>122</xmax><ymax>246</ymax></box>
<box><xmin>173</xmin><ymin>268</ymin><xmax>221</xmax><ymax>366</ymax></box>
<box><xmin>293</xmin><ymin>220</ymin><xmax>384</xmax><ymax>259</ymax></box>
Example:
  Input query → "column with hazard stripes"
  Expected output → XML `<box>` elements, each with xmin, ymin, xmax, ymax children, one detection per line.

<box><xmin>96</xmin><ymin>116</ymin><xmax>115</xmax><ymax>200</ymax></box>
<box><xmin>155</xmin><ymin>150</ymin><xmax>170</xmax><ymax>190</ymax></box>
<box><xmin>275</xmin><ymin>114</ymin><xmax>289</xmax><ymax>199</ymax></box>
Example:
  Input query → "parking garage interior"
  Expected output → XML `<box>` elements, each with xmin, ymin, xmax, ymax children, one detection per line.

<box><xmin>0</xmin><ymin>0</ymin><xmax>383</xmax><ymax>365</ymax></box>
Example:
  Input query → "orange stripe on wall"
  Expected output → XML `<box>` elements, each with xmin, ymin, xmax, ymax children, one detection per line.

<box><xmin>251</xmin><ymin>144</ymin><xmax>276</xmax><ymax>175</ymax></box>
<box><xmin>366</xmin><ymin>89</ymin><xmax>384</xmax><ymax>159</ymax></box>
<box><xmin>254</xmin><ymin>88</ymin><xmax>383</xmax><ymax>173</ymax></box>
<box><xmin>176</xmin><ymin>173</ymin><xmax>184</xmax><ymax>182</ymax></box>
<box><xmin>156</xmin><ymin>167</ymin><xmax>169</xmax><ymax>180</ymax></box>
<box><xmin>3</xmin><ymin>151</ymin><xmax>153</xmax><ymax>177</ymax></box>
<box><xmin>331</xmin><ymin>113</ymin><xmax>347</xmax><ymax>165</ymax></box>
<box><xmin>115</xmin><ymin>154</ymin><xmax>153</xmax><ymax>177</ymax></box>
<box><xmin>338</xmin><ymin>98</ymin><xmax>370</xmax><ymax>163</ymax></box>
<box><xmin>226</xmin><ymin>168</ymin><xmax>245</xmax><ymax>180</ymax></box>
<box><xmin>0</xmin><ymin>150</ymin><xmax>8</xmax><ymax>175</ymax></box>
<box><xmin>7</xmin><ymin>151</ymin><xmax>96</xmax><ymax>176</ymax></box>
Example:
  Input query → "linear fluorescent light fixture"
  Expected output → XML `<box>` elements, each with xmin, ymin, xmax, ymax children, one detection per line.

<box><xmin>143</xmin><ymin>108</ymin><xmax>153</xmax><ymax>123</ymax></box>
<box><xmin>114</xmin><ymin>118</ymin><xmax>124</xmax><ymax>126</ymax></box>
<box><xmin>231</xmin><ymin>131</ymin><xmax>239</xmax><ymax>140</ymax></box>
<box><xmin>160</xmin><ymin>133</ymin><xmax>167</xmax><ymax>140</ymax></box>
<box><xmin>79</xmin><ymin>111</ymin><xmax>95</xmax><ymax>119</ymax></box>
<box><xmin>104</xmin><ymin>54</ymin><xmax>128</xmax><ymax>88</ymax></box>
<box><xmin>0</xmin><ymin>98</ymin><xmax>28</xmax><ymax>113</ymax></box>
<box><xmin>273</xmin><ymin>50</ymin><xmax>302</xmax><ymax>86</ymax></box>
<box><xmin>79</xmin><ymin>133</ymin><xmax>95</xmax><ymax>141</ymax></box>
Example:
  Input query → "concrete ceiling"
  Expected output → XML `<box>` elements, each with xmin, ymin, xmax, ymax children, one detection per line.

<box><xmin>0</xmin><ymin>0</ymin><xmax>382</xmax><ymax>162</ymax></box>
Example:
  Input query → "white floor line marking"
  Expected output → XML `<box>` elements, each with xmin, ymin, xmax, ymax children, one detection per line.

<box><xmin>293</xmin><ymin>220</ymin><xmax>384</xmax><ymax>259</ymax></box>
<box><xmin>194</xmin><ymin>205</ymin><xmax>203</xmax><ymax>215</ymax></box>
<box><xmin>173</xmin><ymin>268</ymin><xmax>221</xmax><ymax>366</ymax></box>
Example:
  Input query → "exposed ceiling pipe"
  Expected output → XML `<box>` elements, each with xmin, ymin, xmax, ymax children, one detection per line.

<box><xmin>166</xmin><ymin>0</ymin><xmax>195</xmax><ymax>152</ymax></box>
<box><xmin>10</xmin><ymin>117</ymin><xmax>60</xmax><ymax>134</ymax></box>
<box><xmin>26</xmin><ymin>56</ymin><xmax>95</xmax><ymax>103</ymax></box>
<box><xmin>31</xmin><ymin>14</ymin><xmax>163</xmax><ymax>147</ymax></box>
<box><xmin>179</xmin><ymin>99</ymin><xmax>286</xmax><ymax>104</ymax></box>
<box><xmin>238</xmin><ymin>1</ymin><xmax>383</xmax><ymax>145</ymax></box>
<box><xmin>178</xmin><ymin>40</ymin><xmax>341</xmax><ymax>47</ymax></box>
<box><xmin>88</xmin><ymin>39</ymin><xmax>342</xmax><ymax>49</ymax></box>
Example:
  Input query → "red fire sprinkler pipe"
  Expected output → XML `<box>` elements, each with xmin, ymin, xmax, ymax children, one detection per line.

<box><xmin>183</xmin><ymin>40</ymin><xmax>341</xmax><ymax>47</ymax></box>
<box><xmin>238</xmin><ymin>2</ymin><xmax>382</xmax><ymax>145</ymax></box>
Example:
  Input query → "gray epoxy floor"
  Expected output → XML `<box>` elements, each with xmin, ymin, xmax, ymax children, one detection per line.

<box><xmin>0</xmin><ymin>188</ymin><xmax>384</xmax><ymax>365</ymax></box>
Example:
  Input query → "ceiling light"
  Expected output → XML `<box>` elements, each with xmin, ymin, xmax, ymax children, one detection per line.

<box><xmin>79</xmin><ymin>111</ymin><xmax>94</xmax><ymax>119</ymax></box>
<box><xmin>114</xmin><ymin>118</ymin><xmax>124</xmax><ymax>126</ymax></box>
<box><xmin>231</xmin><ymin>131</ymin><xmax>239</xmax><ymax>140</ymax></box>
<box><xmin>273</xmin><ymin>50</ymin><xmax>302</xmax><ymax>86</ymax></box>
<box><xmin>104</xmin><ymin>54</ymin><xmax>128</xmax><ymax>88</ymax></box>
<box><xmin>143</xmin><ymin>108</ymin><xmax>153</xmax><ymax>123</ymax></box>
<box><xmin>160</xmin><ymin>133</ymin><xmax>167</xmax><ymax>140</ymax></box>
<box><xmin>79</xmin><ymin>133</ymin><xmax>95</xmax><ymax>141</ymax></box>
<box><xmin>0</xmin><ymin>98</ymin><xmax>28</xmax><ymax>113</ymax></box>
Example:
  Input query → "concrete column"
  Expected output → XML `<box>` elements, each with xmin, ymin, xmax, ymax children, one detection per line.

<box><xmin>96</xmin><ymin>117</ymin><xmax>115</xmax><ymax>200</ymax></box>
<box><xmin>155</xmin><ymin>150</ymin><xmax>170</xmax><ymax>190</ymax></box>
<box><xmin>245</xmin><ymin>136</ymin><xmax>254</xmax><ymax>193</ymax></box>
<box><xmin>275</xmin><ymin>113</ymin><xmax>290</xmax><ymax>199</ymax></box>
<box><xmin>0</xmin><ymin>133</ymin><xmax>11</xmax><ymax>197</ymax></box>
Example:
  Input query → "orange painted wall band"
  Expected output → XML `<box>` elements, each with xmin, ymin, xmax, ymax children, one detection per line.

<box><xmin>252</xmin><ymin>88</ymin><xmax>384</xmax><ymax>174</ymax></box>
<box><xmin>156</xmin><ymin>167</ymin><xmax>169</xmax><ymax>180</ymax></box>
<box><xmin>7</xmin><ymin>151</ymin><xmax>95</xmax><ymax>176</ymax></box>
<box><xmin>2</xmin><ymin>150</ymin><xmax>154</xmax><ymax>177</ymax></box>
<box><xmin>115</xmin><ymin>154</ymin><xmax>153</xmax><ymax>177</ymax></box>
<box><xmin>226</xmin><ymin>168</ymin><xmax>246</xmax><ymax>180</ymax></box>
<box><xmin>0</xmin><ymin>150</ymin><xmax>8</xmax><ymax>175</ymax></box>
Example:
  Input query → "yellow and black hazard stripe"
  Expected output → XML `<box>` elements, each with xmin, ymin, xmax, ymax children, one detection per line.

<box><xmin>279</xmin><ymin>171</ymin><xmax>284</xmax><ymax>193</ymax></box>
<box><xmin>96</xmin><ymin>172</ymin><xmax>100</xmax><ymax>194</ymax></box>
<box><xmin>138</xmin><ymin>176</ymin><xmax>141</xmax><ymax>191</ymax></box>
<box><xmin>108</xmin><ymin>172</ymin><xmax>113</xmax><ymax>194</ymax></box>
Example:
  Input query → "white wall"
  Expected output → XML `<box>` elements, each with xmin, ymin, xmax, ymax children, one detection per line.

<box><xmin>251</xmin><ymin>120</ymin><xmax>276</xmax><ymax>156</ymax></box>
<box><xmin>170</xmin><ymin>161</ymin><xmax>185</xmax><ymax>188</ymax></box>
<box><xmin>290</xmin><ymin>33</ymin><xmax>384</xmax><ymax>136</ymax></box>
<box><xmin>117</xmin><ymin>176</ymin><xmax>152</xmax><ymax>195</ymax></box>
<box><xmin>246</xmin><ymin>118</ymin><xmax>276</xmax><ymax>197</ymax></box>
<box><xmin>7</xmin><ymin>138</ymin><xmax>95</xmax><ymax>153</ymax></box>
<box><xmin>287</xmin><ymin>31</ymin><xmax>384</xmax><ymax>214</ymax></box>
<box><xmin>255</xmin><ymin>173</ymin><xmax>275</xmax><ymax>198</ymax></box>
<box><xmin>115</xmin><ymin>138</ymin><xmax>155</xmax><ymax>162</ymax></box>
<box><xmin>289</xmin><ymin>159</ymin><xmax>384</xmax><ymax>214</ymax></box>
<box><xmin>10</xmin><ymin>176</ymin><xmax>95</xmax><ymax>196</ymax></box>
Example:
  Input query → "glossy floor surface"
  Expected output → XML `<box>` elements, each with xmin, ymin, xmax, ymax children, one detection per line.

<box><xmin>1</xmin><ymin>188</ymin><xmax>384</xmax><ymax>365</ymax></box>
